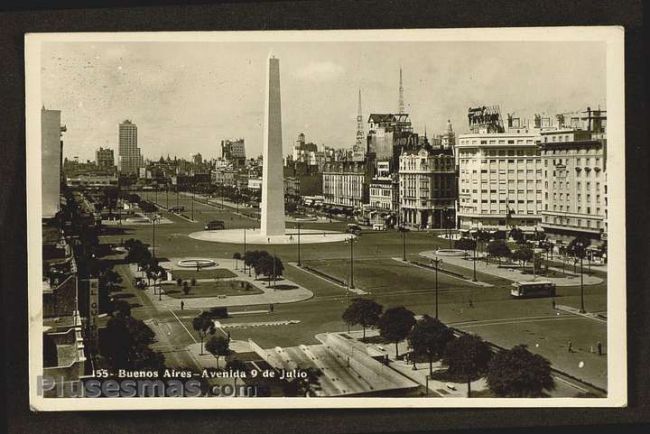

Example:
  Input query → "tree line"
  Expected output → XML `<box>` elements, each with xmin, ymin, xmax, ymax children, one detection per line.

<box><xmin>342</xmin><ymin>298</ymin><xmax>555</xmax><ymax>397</ymax></box>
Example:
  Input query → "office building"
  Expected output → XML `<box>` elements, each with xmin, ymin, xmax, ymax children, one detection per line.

<box><xmin>42</xmin><ymin>107</ymin><xmax>65</xmax><ymax>219</ymax></box>
<box><xmin>118</xmin><ymin>120</ymin><xmax>143</xmax><ymax>175</ymax></box>
<box><xmin>539</xmin><ymin>108</ymin><xmax>607</xmax><ymax>241</ymax></box>
<box><xmin>399</xmin><ymin>147</ymin><xmax>457</xmax><ymax>229</ymax></box>
<box><xmin>95</xmin><ymin>147</ymin><xmax>115</xmax><ymax>169</ymax></box>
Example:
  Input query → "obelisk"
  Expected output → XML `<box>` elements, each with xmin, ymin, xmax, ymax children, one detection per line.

<box><xmin>260</xmin><ymin>55</ymin><xmax>286</xmax><ymax>237</ymax></box>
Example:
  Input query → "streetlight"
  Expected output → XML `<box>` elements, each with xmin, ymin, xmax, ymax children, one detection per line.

<box><xmin>166</xmin><ymin>185</ymin><xmax>169</xmax><ymax>210</ymax></box>
<box><xmin>576</xmin><ymin>240</ymin><xmax>586</xmax><ymax>313</ymax></box>
<box><xmin>399</xmin><ymin>227</ymin><xmax>408</xmax><ymax>261</ymax></box>
<box><xmin>151</xmin><ymin>214</ymin><xmax>160</xmax><ymax>259</ymax></box>
<box><xmin>431</xmin><ymin>256</ymin><xmax>442</xmax><ymax>319</ymax></box>
<box><xmin>345</xmin><ymin>236</ymin><xmax>359</xmax><ymax>291</ymax></box>
<box><xmin>472</xmin><ymin>237</ymin><xmax>478</xmax><ymax>282</ymax></box>
<box><xmin>296</xmin><ymin>223</ymin><xmax>302</xmax><ymax>267</ymax></box>
<box><xmin>243</xmin><ymin>228</ymin><xmax>248</xmax><ymax>275</ymax></box>
<box><xmin>191</xmin><ymin>182</ymin><xmax>195</xmax><ymax>221</ymax></box>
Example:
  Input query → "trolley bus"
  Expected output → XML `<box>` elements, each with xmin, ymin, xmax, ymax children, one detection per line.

<box><xmin>510</xmin><ymin>281</ymin><xmax>556</xmax><ymax>298</ymax></box>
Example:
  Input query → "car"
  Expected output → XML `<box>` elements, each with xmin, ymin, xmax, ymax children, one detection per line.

<box><xmin>205</xmin><ymin>220</ymin><xmax>225</xmax><ymax>230</ymax></box>
<box><xmin>372</xmin><ymin>223</ymin><xmax>386</xmax><ymax>231</ymax></box>
<box><xmin>346</xmin><ymin>224</ymin><xmax>362</xmax><ymax>235</ymax></box>
<box><xmin>445</xmin><ymin>383</ymin><xmax>457</xmax><ymax>391</ymax></box>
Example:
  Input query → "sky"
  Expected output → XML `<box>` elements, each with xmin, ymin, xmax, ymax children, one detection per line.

<box><xmin>41</xmin><ymin>40</ymin><xmax>606</xmax><ymax>162</ymax></box>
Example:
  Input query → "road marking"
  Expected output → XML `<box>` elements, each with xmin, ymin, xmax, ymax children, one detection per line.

<box><xmin>553</xmin><ymin>375</ymin><xmax>589</xmax><ymax>393</ymax></box>
<box><xmin>168</xmin><ymin>308</ymin><xmax>198</xmax><ymax>344</ymax></box>
<box><xmin>458</xmin><ymin>316</ymin><xmax>588</xmax><ymax>329</ymax></box>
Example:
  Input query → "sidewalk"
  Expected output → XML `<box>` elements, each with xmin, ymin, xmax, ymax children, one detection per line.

<box><xmin>131</xmin><ymin>258</ymin><xmax>314</xmax><ymax>310</ymax></box>
<box><xmin>345</xmin><ymin>329</ymin><xmax>487</xmax><ymax>397</ymax></box>
<box><xmin>419</xmin><ymin>251</ymin><xmax>603</xmax><ymax>286</ymax></box>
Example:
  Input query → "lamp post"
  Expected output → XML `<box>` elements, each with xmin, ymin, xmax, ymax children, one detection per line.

<box><xmin>472</xmin><ymin>238</ymin><xmax>478</xmax><ymax>282</ymax></box>
<box><xmin>166</xmin><ymin>185</ymin><xmax>169</xmax><ymax>210</ymax></box>
<box><xmin>191</xmin><ymin>182</ymin><xmax>195</xmax><ymax>221</ymax></box>
<box><xmin>400</xmin><ymin>227</ymin><xmax>408</xmax><ymax>261</ymax></box>
<box><xmin>345</xmin><ymin>236</ymin><xmax>358</xmax><ymax>291</ymax></box>
<box><xmin>576</xmin><ymin>241</ymin><xmax>586</xmax><ymax>313</ymax></box>
<box><xmin>151</xmin><ymin>214</ymin><xmax>160</xmax><ymax>259</ymax></box>
<box><xmin>431</xmin><ymin>256</ymin><xmax>442</xmax><ymax>319</ymax></box>
<box><xmin>296</xmin><ymin>223</ymin><xmax>302</xmax><ymax>267</ymax></box>
<box><xmin>243</xmin><ymin>228</ymin><xmax>247</xmax><ymax>274</ymax></box>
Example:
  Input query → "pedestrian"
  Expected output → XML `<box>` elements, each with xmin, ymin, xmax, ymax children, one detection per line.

<box><xmin>568</xmin><ymin>341</ymin><xmax>573</xmax><ymax>353</ymax></box>
<box><xmin>552</xmin><ymin>298</ymin><xmax>556</xmax><ymax>310</ymax></box>
<box><xmin>597</xmin><ymin>341</ymin><xmax>603</xmax><ymax>356</ymax></box>
<box><xmin>468</xmin><ymin>299</ymin><xmax>474</xmax><ymax>308</ymax></box>
<box><xmin>180</xmin><ymin>300</ymin><xmax>184</xmax><ymax>311</ymax></box>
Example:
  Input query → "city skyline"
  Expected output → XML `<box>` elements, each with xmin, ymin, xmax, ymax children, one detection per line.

<box><xmin>42</xmin><ymin>40</ymin><xmax>606</xmax><ymax>162</ymax></box>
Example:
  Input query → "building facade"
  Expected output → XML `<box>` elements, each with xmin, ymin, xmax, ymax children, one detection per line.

<box><xmin>221</xmin><ymin>139</ymin><xmax>246</xmax><ymax>168</ymax></box>
<box><xmin>118</xmin><ymin>120</ymin><xmax>143</xmax><ymax>175</ymax></box>
<box><xmin>322</xmin><ymin>161</ymin><xmax>372</xmax><ymax>209</ymax></box>
<box><xmin>42</xmin><ymin>108</ymin><xmax>64</xmax><ymax>219</ymax></box>
<box><xmin>455</xmin><ymin>130</ymin><xmax>543</xmax><ymax>231</ymax></box>
<box><xmin>399</xmin><ymin>147</ymin><xmax>457</xmax><ymax>229</ymax></box>
<box><xmin>539</xmin><ymin>126</ymin><xmax>607</xmax><ymax>241</ymax></box>
<box><xmin>95</xmin><ymin>147</ymin><xmax>115</xmax><ymax>169</ymax></box>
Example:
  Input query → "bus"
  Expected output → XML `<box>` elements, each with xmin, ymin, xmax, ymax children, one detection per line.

<box><xmin>510</xmin><ymin>281</ymin><xmax>556</xmax><ymax>298</ymax></box>
<box><xmin>204</xmin><ymin>220</ymin><xmax>225</xmax><ymax>230</ymax></box>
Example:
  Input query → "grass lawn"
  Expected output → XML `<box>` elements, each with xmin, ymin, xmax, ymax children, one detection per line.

<box><xmin>171</xmin><ymin>268</ymin><xmax>237</xmax><ymax>280</ymax></box>
<box><xmin>165</xmin><ymin>280</ymin><xmax>263</xmax><ymax>298</ymax></box>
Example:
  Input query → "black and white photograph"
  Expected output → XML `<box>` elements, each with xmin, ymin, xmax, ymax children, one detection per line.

<box><xmin>25</xmin><ymin>27</ymin><xmax>626</xmax><ymax>410</ymax></box>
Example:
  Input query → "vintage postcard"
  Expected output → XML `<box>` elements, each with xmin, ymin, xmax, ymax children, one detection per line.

<box><xmin>25</xmin><ymin>27</ymin><xmax>626</xmax><ymax>410</ymax></box>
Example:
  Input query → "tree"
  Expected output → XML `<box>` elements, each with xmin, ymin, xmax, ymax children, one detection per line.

<box><xmin>205</xmin><ymin>335</ymin><xmax>230</xmax><ymax>369</ymax></box>
<box><xmin>225</xmin><ymin>357</ymin><xmax>248</xmax><ymax>388</ymax></box>
<box><xmin>443</xmin><ymin>334</ymin><xmax>492</xmax><ymax>397</ymax></box>
<box><xmin>101</xmin><ymin>317</ymin><xmax>132</xmax><ymax>369</ymax></box>
<box><xmin>254</xmin><ymin>255</ymin><xmax>284</xmax><ymax>287</ymax></box>
<box><xmin>102</xmin><ymin>269</ymin><xmax>122</xmax><ymax>290</ymax></box>
<box><xmin>282</xmin><ymin>366</ymin><xmax>323</xmax><ymax>397</ymax></box>
<box><xmin>342</xmin><ymin>298</ymin><xmax>383</xmax><ymax>340</ymax></box>
<box><xmin>112</xmin><ymin>299</ymin><xmax>132</xmax><ymax>318</ymax></box>
<box><xmin>509</xmin><ymin>227</ymin><xmax>524</xmax><ymax>243</ymax></box>
<box><xmin>408</xmin><ymin>315</ymin><xmax>455</xmax><ymax>375</ymax></box>
<box><xmin>454</xmin><ymin>238</ymin><xmax>477</xmax><ymax>252</ymax></box>
<box><xmin>377</xmin><ymin>306</ymin><xmax>416</xmax><ymax>358</ymax></box>
<box><xmin>192</xmin><ymin>313</ymin><xmax>216</xmax><ymax>355</ymax></box>
<box><xmin>487</xmin><ymin>345</ymin><xmax>555</xmax><ymax>397</ymax></box>
<box><xmin>567</xmin><ymin>236</ymin><xmax>591</xmax><ymax>258</ymax></box>
<box><xmin>486</xmin><ymin>240</ymin><xmax>511</xmax><ymax>264</ymax></box>
<box><xmin>512</xmin><ymin>246</ymin><xmax>534</xmax><ymax>266</ymax></box>
<box><xmin>233</xmin><ymin>252</ymin><xmax>242</xmax><ymax>270</ymax></box>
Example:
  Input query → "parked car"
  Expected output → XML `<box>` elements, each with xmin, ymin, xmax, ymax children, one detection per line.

<box><xmin>372</xmin><ymin>223</ymin><xmax>386</xmax><ymax>231</ymax></box>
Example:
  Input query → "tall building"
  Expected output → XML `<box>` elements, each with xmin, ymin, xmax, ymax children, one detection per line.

<box><xmin>456</xmin><ymin>107</ymin><xmax>543</xmax><ymax>231</ymax></box>
<box><xmin>539</xmin><ymin>108</ymin><xmax>607</xmax><ymax>242</ymax></box>
<box><xmin>366</xmin><ymin>113</ymin><xmax>420</xmax><ymax>171</ymax></box>
<box><xmin>292</xmin><ymin>133</ymin><xmax>318</xmax><ymax>164</ymax></box>
<box><xmin>42</xmin><ymin>108</ymin><xmax>64</xmax><ymax>219</ymax></box>
<box><xmin>118</xmin><ymin>120</ymin><xmax>143</xmax><ymax>175</ymax></box>
<box><xmin>95</xmin><ymin>147</ymin><xmax>115</xmax><ymax>169</ymax></box>
<box><xmin>221</xmin><ymin>139</ymin><xmax>246</xmax><ymax>167</ymax></box>
<box><xmin>399</xmin><ymin>147</ymin><xmax>457</xmax><ymax>228</ymax></box>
